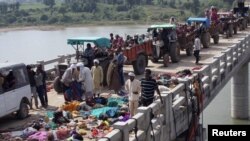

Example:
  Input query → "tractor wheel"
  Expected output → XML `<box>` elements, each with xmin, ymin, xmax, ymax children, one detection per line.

<box><xmin>53</xmin><ymin>76</ymin><xmax>64</xmax><ymax>93</ymax></box>
<box><xmin>16</xmin><ymin>101</ymin><xmax>29</xmax><ymax>119</ymax></box>
<box><xmin>201</xmin><ymin>32</ymin><xmax>210</xmax><ymax>48</ymax></box>
<box><xmin>163</xmin><ymin>54</ymin><xmax>170</xmax><ymax>67</ymax></box>
<box><xmin>233</xmin><ymin>26</ymin><xmax>237</xmax><ymax>34</ymax></box>
<box><xmin>243</xmin><ymin>19</ymin><xmax>248</xmax><ymax>29</ymax></box>
<box><xmin>170</xmin><ymin>42</ymin><xmax>180</xmax><ymax>63</ymax></box>
<box><xmin>229</xmin><ymin>24</ymin><xmax>233</xmax><ymax>37</ymax></box>
<box><xmin>226</xmin><ymin>29</ymin><xmax>230</xmax><ymax>38</ymax></box>
<box><xmin>145</xmin><ymin>55</ymin><xmax>149</xmax><ymax>67</ymax></box>
<box><xmin>186</xmin><ymin>43</ymin><xmax>193</xmax><ymax>56</ymax></box>
<box><xmin>219</xmin><ymin>24</ymin><xmax>223</xmax><ymax>34</ymax></box>
<box><xmin>241</xmin><ymin>22</ymin><xmax>245</xmax><ymax>30</ymax></box>
<box><xmin>133</xmin><ymin>54</ymin><xmax>147</xmax><ymax>75</ymax></box>
<box><xmin>213</xmin><ymin>34</ymin><xmax>219</xmax><ymax>44</ymax></box>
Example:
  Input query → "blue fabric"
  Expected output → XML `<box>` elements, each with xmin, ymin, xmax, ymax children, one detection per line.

<box><xmin>91</xmin><ymin>107</ymin><xmax>118</xmax><ymax>118</ymax></box>
<box><xmin>64</xmin><ymin>81</ymin><xmax>83</xmax><ymax>101</ymax></box>
<box><xmin>107</xmin><ymin>97</ymin><xmax>127</xmax><ymax>107</ymax></box>
<box><xmin>117</xmin><ymin>53</ymin><xmax>125</xmax><ymax>65</ymax></box>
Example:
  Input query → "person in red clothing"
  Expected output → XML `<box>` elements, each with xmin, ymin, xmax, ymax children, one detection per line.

<box><xmin>210</xmin><ymin>6</ymin><xmax>219</xmax><ymax>23</ymax></box>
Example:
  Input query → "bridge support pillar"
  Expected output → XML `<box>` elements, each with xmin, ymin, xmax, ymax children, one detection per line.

<box><xmin>231</xmin><ymin>63</ymin><xmax>249</xmax><ymax>119</ymax></box>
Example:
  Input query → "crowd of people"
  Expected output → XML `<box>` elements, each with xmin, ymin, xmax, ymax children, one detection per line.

<box><xmin>110</xmin><ymin>33</ymin><xmax>149</xmax><ymax>50</ymax></box>
<box><xmin>59</xmin><ymin>53</ymin><xmax>163</xmax><ymax>116</ymax></box>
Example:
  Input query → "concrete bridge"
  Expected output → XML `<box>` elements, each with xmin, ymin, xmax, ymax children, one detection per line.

<box><xmin>97</xmin><ymin>31</ymin><xmax>249</xmax><ymax>141</ymax></box>
<box><xmin>35</xmin><ymin>28</ymin><xmax>250</xmax><ymax>141</ymax></box>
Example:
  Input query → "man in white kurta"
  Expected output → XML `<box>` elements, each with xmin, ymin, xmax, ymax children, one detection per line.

<box><xmin>61</xmin><ymin>64</ymin><xmax>77</xmax><ymax>87</ymax></box>
<box><xmin>91</xmin><ymin>59</ymin><xmax>103</xmax><ymax>97</ymax></box>
<box><xmin>125</xmin><ymin>72</ymin><xmax>141</xmax><ymax>116</ymax></box>
<box><xmin>76</xmin><ymin>63</ymin><xmax>94</xmax><ymax>99</ymax></box>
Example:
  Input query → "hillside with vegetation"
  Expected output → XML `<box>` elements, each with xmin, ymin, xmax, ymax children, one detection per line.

<box><xmin>0</xmin><ymin>0</ymin><xmax>236</xmax><ymax>27</ymax></box>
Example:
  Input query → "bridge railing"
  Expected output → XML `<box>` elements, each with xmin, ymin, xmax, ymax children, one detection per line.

<box><xmin>195</xmin><ymin>34</ymin><xmax>250</xmax><ymax>108</ymax></box>
<box><xmin>35</xmin><ymin>54</ymin><xmax>76</xmax><ymax>74</ymax></box>
<box><xmin>99</xmin><ymin>34</ymin><xmax>250</xmax><ymax>141</ymax></box>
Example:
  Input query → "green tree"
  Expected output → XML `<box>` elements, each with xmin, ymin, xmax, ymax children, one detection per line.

<box><xmin>126</xmin><ymin>0</ymin><xmax>135</xmax><ymax>8</ymax></box>
<box><xmin>15</xmin><ymin>2</ymin><xmax>20</xmax><ymax>11</ymax></box>
<box><xmin>145</xmin><ymin>0</ymin><xmax>153</xmax><ymax>5</ymax></box>
<box><xmin>192</xmin><ymin>0</ymin><xmax>200</xmax><ymax>14</ymax></box>
<box><xmin>157</xmin><ymin>0</ymin><xmax>163</xmax><ymax>5</ymax></box>
<box><xmin>0</xmin><ymin>2</ymin><xmax>8</xmax><ymax>14</ymax></box>
<box><xmin>169</xmin><ymin>0</ymin><xmax>176</xmax><ymax>8</ymax></box>
<box><xmin>59</xmin><ymin>6</ymin><xmax>67</xmax><ymax>16</ymax></box>
<box><xmin>40</xmin><ymin>14</ymin><xmax>49</xmax><ymax>21</ymax></box>
<box><xmin>43</xmin><ymin>0</ymin><xmax>55</xmax><ymax>16</ymax></box>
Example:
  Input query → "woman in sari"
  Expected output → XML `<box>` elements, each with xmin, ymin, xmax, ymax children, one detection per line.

<box><xmin>107</xmin><ymin>59</ymin><xmax>122</xmax><ymax>94</ymax></box>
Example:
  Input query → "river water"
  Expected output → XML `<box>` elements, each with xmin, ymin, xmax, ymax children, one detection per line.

<box><xmin>0</xmin><ymin>25</ymin><xmax>249</xmax><ymax>136</ymax></box>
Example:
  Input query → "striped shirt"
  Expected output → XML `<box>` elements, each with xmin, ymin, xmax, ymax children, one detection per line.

<box><xmin>141</xmin><ymin>78</ymin><xmax>158</xmax><ymax>100</ymax></box>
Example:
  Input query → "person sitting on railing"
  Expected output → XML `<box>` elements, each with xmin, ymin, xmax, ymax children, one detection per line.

<box><xmin>84</xmin><ymin>43</ymin><xmax>95</xmax><ymax>69</ymax></box>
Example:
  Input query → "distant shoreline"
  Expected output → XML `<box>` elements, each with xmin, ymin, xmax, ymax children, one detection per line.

<box><xmin>0</xmin><ymin>20</ymin><xmax>159</xmax><ymax>33</ymax></box>
<box><xmin>0</xmin><ymin>21</ymin><xmax>163</xmax><ymax>33</ymax></box>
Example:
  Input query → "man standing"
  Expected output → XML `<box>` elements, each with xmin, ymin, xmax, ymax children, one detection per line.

<box><xmin>77</xmin><ymin>62</ymin><xmax>94</xmax><ymax>101</ymax></box>
<box><xmin>35</xmin><ymin>66</ymin><xmax>46</xmax><ymax>108</ymax></box>
<box><xmin>194</xmin><ymin>34</ymin><xmax>201</xmax><ymax>65</ymax></box>
<box><xmin>141</xmin><ymin>69</ymin><xmax>162</xmax><ymax>106</ymax></box>
<box><xmin>37</xmin><ymin>64</ymin><xmax>48</xmax><ymax>106</ymax></box>
<box><xmin>27</xmin><ymin>65</ymin><xmax>38</xmax><ymax>109</ymax></box>
<box><xmin>125</xmin><ymin>72</ymin><xmax>141</xmax><ymax>116</ymax></box>
<box><xmin>91</xmin><ymin>59</ymin><xmax>103</xmax><ymax>97</ymax></box>
<box><xmin>84</xmin><ymin>43</ymin><xmax>95</xmax><ymax>68</ymax></box>
<box><xmin>116</xmin><ymin>49</ymin><xmax>127</xmax><ymax>86</ymax></box>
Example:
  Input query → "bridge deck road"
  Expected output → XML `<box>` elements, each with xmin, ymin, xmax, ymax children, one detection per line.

<box><xmin>124</xmin><ymin>28</ymin><xmax>250</xmax><ymax>74</ymax></box>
